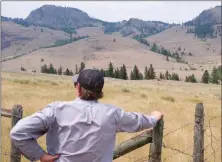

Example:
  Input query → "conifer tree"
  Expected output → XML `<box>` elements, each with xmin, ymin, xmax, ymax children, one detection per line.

<box><xmin>49</xmin><ymin>63</ymin><xmax>56</xmax><ymax>74</ymax></box>
<box><xmin>58</xmin><ymin>66</ymin><xmax>63</xmax><ymax>75</ymax></box>
<box><xmin>79</xmin><ymin>62</ymin><xmax>85</xmax><ymax>72</ymax></box>
<box><xmin>148</xmin><ymin>64</ymin><xmax>155</xmax><ymax>79</ymax></box>
<box><xmin>108</xmin><ymin>62</ymin><xmax>114</xmax><ymax>77</ymax></box>
<box><xmin>144</xmin><ymin>66</ymin><xmax>149</xmax><ymax>80</ymax></box>
<box><xmin>211</xmin><ymin>67</ymin><xmax>219</xmax><ymax>84</ymax></box>
<box><xmin>41</xmin><ymin>64</ymin><xmax>48</xmax><ymax>73</ymax></box>
<box><xmin>165</xmin><ymin>70</ymin><xmax>169</xmax><ymax>80</ymax></box>
<box><xmin>201</xmin><ymin>70</ymin><xmax>210</xmax><ymax>84</ymax></box>
<box><xmin>133</xmin><ymin>65</ymin><xmax>140</xmax><ymax>80</ymax></box>
<box><xmin>120</xmin><ymin>64</ymin><xmax>128</xmax><ymax>80</ymax></box>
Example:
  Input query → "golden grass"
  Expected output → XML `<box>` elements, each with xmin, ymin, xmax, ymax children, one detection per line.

<box><xmin>1</xmin><ymin>71</ymin><xmax>221</xmax><ymax>162</ymax></box>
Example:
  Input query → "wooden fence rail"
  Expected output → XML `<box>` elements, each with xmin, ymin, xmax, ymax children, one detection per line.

<box><xmin>1</xmin><ymin>103</ymin><xmax>205</xmax><ymax>162</ymax></box>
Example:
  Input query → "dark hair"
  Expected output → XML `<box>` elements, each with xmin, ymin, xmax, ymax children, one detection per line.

<box><xmin>79</xmin><ymin>87</ymin><xmax>103</xmax><ymax>100</ymax></box>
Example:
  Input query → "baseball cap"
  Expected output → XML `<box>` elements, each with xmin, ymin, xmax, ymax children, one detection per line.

<box><xmin>72</xmin><ymin>69</ymin><xmax>104</xmax><ymax>92</ymax></box>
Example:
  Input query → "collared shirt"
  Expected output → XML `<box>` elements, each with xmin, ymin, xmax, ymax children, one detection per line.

<box><xmin>10</xmin><ymin>98</ymin><xmax>157</xmax><ymax>162</ymax></box>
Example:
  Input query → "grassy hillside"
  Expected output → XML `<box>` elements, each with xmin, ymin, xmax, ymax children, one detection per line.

<box><xmin>1</xmin><ymin>21</ymin><xmax>69</xmax><ymax>60</ymax></box>
<box><xmin>2</xmin><ymin>34</ymin><xmax>200</xmax><ymax>81</ymax></box>
<box><xmin>1</xmin><ymin>71</ymin><xmax>221</xmax><ymax>162</ymax></box>
<box><xmin>146</xmin><ymin>25</ymin><xmax>221</xmax><ymax>69</ymax></box>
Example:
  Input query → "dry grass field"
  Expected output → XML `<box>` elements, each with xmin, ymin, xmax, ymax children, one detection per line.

<box><xmin>1</xmin><ymin>71</ymin><xmax>221</xmax><ymax>162</ymax></box>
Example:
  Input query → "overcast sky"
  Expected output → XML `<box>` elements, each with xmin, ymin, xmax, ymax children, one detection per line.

<box><xmin>1</xmin><ymin>1</ymin><xmax>221</xmax><ymax>24</ymax></box>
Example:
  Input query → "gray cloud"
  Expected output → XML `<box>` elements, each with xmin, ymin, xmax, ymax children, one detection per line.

<box><xmin>1</xmin><ymin>1</ymin><xmax>221</xmax><ymax>23</ymax></box>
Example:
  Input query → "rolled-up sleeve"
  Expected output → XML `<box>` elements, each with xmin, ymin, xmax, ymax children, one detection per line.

<box><xmin>115</xmin><ymin>108</ymin><xmax>157</xmax><ymax>133</ymax></box>
<box><xmin>10</xmin><ymin>102</ymin><xmax>56</xmax><ymax>161</ymax></box>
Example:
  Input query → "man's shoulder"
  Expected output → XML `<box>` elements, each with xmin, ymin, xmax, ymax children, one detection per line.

<box><xmin>96</xmin><ymin>102</ymin><xmax>122</xmax><ymax>112</ymax></box>
<box><xmin>45</xmin><ymin>100</ymin><xmax>74</xmax><ymax>109</ymax></box>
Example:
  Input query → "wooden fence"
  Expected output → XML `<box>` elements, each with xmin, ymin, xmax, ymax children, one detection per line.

<box><xmin>1</xmin><ymin>103</ymin><xmax>205</xmax><ymax>162</ymax></box>
<box><xmin>2</xmin><ymin>105</ymin><xmax>23</xmax><ymax>162</ymax></box>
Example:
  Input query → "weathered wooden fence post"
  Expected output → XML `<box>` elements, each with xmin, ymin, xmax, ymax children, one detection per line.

<box><xmin>10</xmin><ymin>105</ymin><xmax>23</xmax><ymax>162</ymax></box>
<box><xmin>193</xmin><ymin>103</ymin><xmax>204</xmax><ymax>162</ymax></box>
<box><xmin>148</xmin><ymin>118</ymin><xmax>164</xmax><ymax>162</ymax></box>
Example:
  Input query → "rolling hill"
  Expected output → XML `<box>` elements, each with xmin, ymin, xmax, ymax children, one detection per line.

<box><xmin>1</xmin><ymin>34</ymin><xmax>190</xmax><ymax>77</ymax></box>
<box><xmin>1</xmin><ymin>21</ymin><xmax>69</xmax><ymax>60</ymax></box>
<box><xmin>1</xmin><ymin>4</ymin><xmax>221</xmax><ymax>81</ymax></box>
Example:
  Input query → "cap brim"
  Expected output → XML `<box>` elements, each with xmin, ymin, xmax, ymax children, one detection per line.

<box><xmin>72</xmin><ymin>74</ymin><xmax>79</xmax><ymax>83</ymax></box>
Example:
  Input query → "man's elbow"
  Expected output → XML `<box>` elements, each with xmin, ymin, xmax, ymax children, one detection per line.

<box><xmin>10</xmin><ymin>126</ymin><xmax>21</xmax><ymax>143</ymax></box>
<box><xmin>10</xmin><ymin>127</ymin><xmax>16</xmax><ymax>141</ymax></box>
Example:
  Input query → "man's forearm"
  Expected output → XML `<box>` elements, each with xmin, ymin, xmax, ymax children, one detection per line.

<box><xmin>10</xmin><ymin>137</ymin><xmax>46</xmax><ymax>161</ymax></box>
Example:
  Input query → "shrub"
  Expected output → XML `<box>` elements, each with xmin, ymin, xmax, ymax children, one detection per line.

<box><xmin>161</xmin><ymin>96</ymin><xmax>175</xmax><ymax>102</ymax></box>
<box><xmin>140</xmin><ymin>92</ymin><xmax>147</xmax><ymax>98</ymax></box>
<box><xmin>21</xmin><ymin>67</ymin><xmax>26</xmax><ymax>71</ymax></box>
<box><xmin>122</xmin><ymin>88</ymin><xmax>130</xmax><ymax>93</ymax></box>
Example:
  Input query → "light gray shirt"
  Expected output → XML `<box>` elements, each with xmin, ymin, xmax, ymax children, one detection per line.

<box><xmin>10</xmin><ymin>97</ymin><xmax>157</xmax><ymax>162</ymax></box>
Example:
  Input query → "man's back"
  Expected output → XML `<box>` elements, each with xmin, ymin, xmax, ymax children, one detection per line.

<box><xmin>10</xmin><ymin>97</ymin><xmax>158</xmax><ymax>162</ymax></box>
<box><xmin>47</xmin><ymin>98</ymin><xmax>118</xmax><ymax>162</ymax></box>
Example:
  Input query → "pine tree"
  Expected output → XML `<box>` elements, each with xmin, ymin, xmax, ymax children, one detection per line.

<box><xmin>133</xmin><ymin>65</ymin><xmax>140</xmax><ymax>80</ymax></box>
<box><xmin>54</xmin><ymin>69</ymin><xmax>57</xmax><ymax>74</ymax></box>
<box><xmin>190</xmin><ymin>74</ymin><xmax>197</xmax><ymax>83</ymax></box>
<box><xmin>144</xmin><ymin>66</ymin><xmax>149</xmax><ymax>80</ymax></box>
<box><xmin>165</xmin><ymin>70</ymin><xmax>169</xmax><ymax>80</ymax></box>
<box><xmin>79</xmin><ymin>62</ymin><xmax>85</xmax><ymax>72</ymax></box>
<box><xmin>159</xmin><ymin>73</ymin><xmax>162</xmax><ymax>79</ymax></box>
<box><xmin>120</xmin><ymin>64</ymin><xmax>128</xmax><ymax>80</ymax></box>
<box><xmin>139</xmin><ymin>73</ymin><xmax>143</xmax><ymax>80</ymax></box>
<box><xmin>64</xmin><ymin>68</ymin><xmax>70</xmax><ymax>76</ymax></box>
<box><xmin>49</xmin><ymin>63</ymin><xmax>55</xmax><ymax>74</ymax></box>
<box><xmin>148</xmin><ymin>64</ymin><xmax>155</xmax><ymax>79</ymax></box>
<box><xmin>114</xmin><ymin>68</ymin><xmax>120</xmax><ymax>78</ymax></box>
<box><xmin>41</xmin><ymin>64</ymin><xmax>48</xmax><ymax>73</ymax></box>
<box><xmin>211</xmin><ymin>67</ymin><xmax>219</xmax><ymax>84</ymax></box>
<box><xmin>151</xmin><ymin>43</ymin><xmax>158</xmax><ymax>52</ymax></box>
<box><xmin>58</xmin><ymin>66</ymin><xmax>63</xmax><ymax>75</ymax></box>
<box><xmin>108</xmin><ymin>62</ymin><xmax>114</xmax><ymax>77</ymax></box>
<box><xmin>130</xmin><ymin>71</ymin><xmax>135</xmax><ymax>80</ymax></box>
<box><xmin>69</xmin><ymin>70</ymin><xmax>74</xmax><ymax>76</ymax></box>
<box><xmin>168</xmin><ymin>73</ymin><xmax>172</xmax><ymax>80</ymax></box>
<box><xmin>171</xmin><ymin>73</ymin><xmax>179</xmax><ymax>81</ymax></box>
<box><xmin>201</xmin><ymin>70</ymin><xmax>210</xmax><ymax>84</ymax></box>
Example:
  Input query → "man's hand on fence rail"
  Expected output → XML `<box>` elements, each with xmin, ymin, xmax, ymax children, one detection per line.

<box><xmin>40</xmin><ymin>153</ymin><xmax>60</xmax><ymax>162</ymax></box>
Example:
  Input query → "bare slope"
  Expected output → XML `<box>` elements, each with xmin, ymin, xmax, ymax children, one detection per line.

<box><xmin>146</xmin><ymin>25</ymin><xmax>221</xmax><ymax>68</ymax></box>
<box><xmin>1</xmin><ymin>21</ymin><xmax>69</xmax><ymax>59</ymax></box>
<box><xmin>2</xmin><ymin>34</ymin><xmax>191</xmax><ymax>78</ymax></box>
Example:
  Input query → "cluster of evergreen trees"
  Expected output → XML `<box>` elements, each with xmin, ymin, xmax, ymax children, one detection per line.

<box><xmin>99</xmin><ymin>63</ymin><xmax>128</xmax><ymax>80</ymax></box>
<box><xmin>150</xmin><ymin>43</ymin><xmax>183</xmax><ymax>62</ymax></box>
<box><xmin>159</xmin><ymin>71</ymin><xmax>180</xmax><ymax>81</ymax></box>
<box><xmin>44</xmin><ymin>36</ymin><xmax>89</xmax><ymax>48</ymax></box>
<box><xmin>185</xmin><ymin>23</ymin><xmax>214</xmax><ymax>39</ymax></box>
<box><xmin>41</xmin><ymin>62</ymin><xmax>86</xmax><ymax>76</ymax></box>
<box><xmin>201</xmin><ymin>66</ymin><xmax>222</xmax><ymax>84</ymax></box>
<box><xmin>133</xmin><ymin>35</ymin><xmax>150</xmax><ymax>47</ymax></box>
<box><xmin>41</xmin><ymin>63</ymin><xmax>74</xmax><ymax>76</ymax></box>
<box><xmin>184</xmin><ymin>66</ymin><xmax>221</xmax><ymax>84</ymax></box>
<box><xmin>133</xmin><ymin>35</ymin><xmax>183</xmax><ymax>63</ymax></box>
<box><xmin>99</xmin><ymin>62</ymin><xmax>180</xmax><ymax>81</ymax></box>
<box><xmin>194</xmin><ymin>23</ymin><xmax>214</xmax><ymax>38</ymax></box>
<box><xmin>185</xmin><ymin>74</ymin><xmax>197</xmax><ymax>83</ymax></box>
<box><xmin>39</xmin><ymin>61</ymin><xmax>221</xmax><ymax>85</ymax></box>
